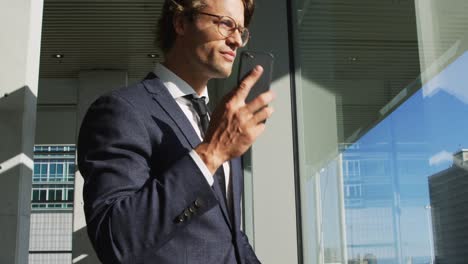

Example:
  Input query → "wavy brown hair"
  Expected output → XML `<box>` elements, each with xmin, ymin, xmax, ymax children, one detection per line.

<box><xmin>156</xmin><ymin>0</ymin><xmax>255</xmax><ymax>54</ymax></box>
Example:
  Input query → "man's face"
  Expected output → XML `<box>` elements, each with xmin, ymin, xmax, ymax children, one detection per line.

<box><xmin>179</xmin><ymin>0</ymin><xmax>245</xmax><ymax>79</ymax></box>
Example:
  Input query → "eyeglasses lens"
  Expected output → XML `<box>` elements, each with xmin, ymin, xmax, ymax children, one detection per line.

<box><xmin>217</xmin><ymin>17</ymin><xmax>249</xmax><ymax>46</ymax></box>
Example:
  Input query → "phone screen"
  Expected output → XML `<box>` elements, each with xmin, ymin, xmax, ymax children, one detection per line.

<box><xmin>237</xmin><ymin>51</ymin><xmax>274</xmax><ymax>103</ymax></box>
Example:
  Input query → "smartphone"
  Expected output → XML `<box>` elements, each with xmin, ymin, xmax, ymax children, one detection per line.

<box><xmin>237</xmin><ymin>51</ymin><xmax>274</xmax><ymax>103</ymax></box>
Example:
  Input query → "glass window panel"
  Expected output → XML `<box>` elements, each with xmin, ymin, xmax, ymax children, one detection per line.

<box><xmin>291</xmin><ymin>0</ymin><xmax>468</xmax><ymax>263</ymax></box>
<box><xmin>32</xmin><ymin>190</ymin><xmax>39</xmax><ymax>201</ymax></box>
<box><xmin>49</xmin><ymin>166</ymin><xmax>57</xmax><ymax>181</ymax></box>
<box><xmin>49</xmin><ymin>163</ymin><xmax>56</xmax><ymax>175</ymax></box>
<box><xmin>57</xmin><ymin>163</ymin><xmax>64</xmax><ymax>176</ymax></box>
<box><xmin>33</xmin><ymin>164</ymin><xmax>40</xmax><ymax>176</ymax></box>
<box><xmin>41</xmin><ymin>164</ymin><xmax>47</xmax><ymax>176</ymax></box>
<box><xmin>67</xmin><ymin>189</ymin><xmax>74</xmax><ymax>201</ymax></box>
<box><xmin>56</xmin><ymin>189</ymin><xmax>63</xmax><ymax>201</ymax></box>
<box><xmin>68</xmin><ymin>163</ymin><xmax>75</xmax><ymax>175</ymax></box>
<box><xmin>39</xmin><ymin>190</ymin><xmax>47</xmax><ymax>202</ymax></box>
<box><xmin>47</xmin><ymin>189</ymin><xmax>54</xmax><ymax>201</ymax></box>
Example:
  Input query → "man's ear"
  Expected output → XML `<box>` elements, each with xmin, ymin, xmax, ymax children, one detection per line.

<box><xmin>173</xmin><ymin>13</ymin><xmax>187</xmax><ymax>36</ymax></box>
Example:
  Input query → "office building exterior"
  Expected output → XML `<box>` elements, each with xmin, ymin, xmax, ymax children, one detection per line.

<box><xmin>429</xmin><ymin>150</ymin><xmax>468</xmax><ymax>264</ymax></box>
<box><xmin>29</xmin><ymin>145</ymin><xmax>75</xmax><ymax>264</ymax></box>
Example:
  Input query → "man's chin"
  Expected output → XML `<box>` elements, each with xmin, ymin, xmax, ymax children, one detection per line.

<box><xmin>212</xmin><ymin>65</ymin><xmax>233</xmax><ymax>79</ymax></box>
<box><xmin>222</xmin><ymin>69</ymin><xmax>233</xmax><ymax>78</ymax></box>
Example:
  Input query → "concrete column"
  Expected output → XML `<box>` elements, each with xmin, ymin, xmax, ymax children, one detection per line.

<box><xmin>0</xmin><ymin>0</ymin><xmax>44</xmax><ymax>263</ymax></box>
<box><xmin>72</xmin><ymin>70</ymin><xmax>127</xmax><ymax>264</ymax></box>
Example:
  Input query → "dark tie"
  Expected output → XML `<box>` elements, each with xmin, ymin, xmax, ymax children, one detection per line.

<box><xmin>185</xmin><ymin>95</ymin><xmax>228</xmax><ymax>202</ymax></box>
<box><xmin>186</xmin><ymin>95</ymin><xmax>210</xmax><ymax>136</ymax></box>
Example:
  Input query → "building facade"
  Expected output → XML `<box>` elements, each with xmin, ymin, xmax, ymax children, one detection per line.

<box><xmin>429</xmin><ymin>150</ymin><xmax>468</xmax><ymax>264</ymax></box>
<box><xmin>29</xmin><ymin>145</ymin><xmax>75</xmax><ymax>264</ymax></box>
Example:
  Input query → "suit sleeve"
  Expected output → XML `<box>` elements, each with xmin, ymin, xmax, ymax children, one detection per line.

<box><xmin>77</xmin><ymin>93</ymin><xmax>218</xmax><ymax>263</ymax></box>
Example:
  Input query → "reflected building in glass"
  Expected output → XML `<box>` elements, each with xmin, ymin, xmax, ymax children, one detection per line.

<box><xmin>429</xmin><ymin>149</ymin><xmax>468</xmax><ymax>264</ymax></box>
<box><xmin>293</xmin><ymin>0</ymin><xmax>468</xmax><ymax>262</ymax></box>
<box><xmin>341</xmin><ymin>142</ymin><xmax>432</xmax><ymax>264</ymax></box>
<box><xmin>29</xmin><ymin>145</ymin><xmax>75</xmax><ymax>264</ymax></box>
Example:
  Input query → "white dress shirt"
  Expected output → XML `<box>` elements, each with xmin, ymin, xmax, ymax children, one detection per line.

<box><xmin>153</xmin><ymin>63</ymin><xmax>231</xmax><ymax>203</ymax></box>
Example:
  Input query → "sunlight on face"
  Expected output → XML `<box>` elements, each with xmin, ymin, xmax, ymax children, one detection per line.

<box><xmin>181</xmin><ymin>0</ymin><xmax>245</xmax><ymax>80</ymax></box>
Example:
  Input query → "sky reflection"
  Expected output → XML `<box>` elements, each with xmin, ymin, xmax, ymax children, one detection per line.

<box><xmin>342</xmin><ymin>51</ymin><xmax>468</xmax><ymax>263</ymax></box>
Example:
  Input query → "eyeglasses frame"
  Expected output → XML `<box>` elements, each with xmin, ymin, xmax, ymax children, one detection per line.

<box><xmin>194</xmin><ymin>11</ymin><xmax>250</xmax><ymax>47</ymax></box>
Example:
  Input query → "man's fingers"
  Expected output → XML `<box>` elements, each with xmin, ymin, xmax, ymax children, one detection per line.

<box><xmin>235</xmin><ymin>65</ymin><xmax>264</xmax><ymax>100</ymax></box>
<box><xmin>251</xmin><ymin>106</ymin><xmax>274</xmax><ymax>124</ymax></box>
<box><xmin>245</xmin><ymin>90</ymin><xmax>275</xmax><ymax>114</ymax></box>
<box><xmin>251</xmin><ymin>122</ymin><xmax>267</xmax><ymax>139</ymax></box>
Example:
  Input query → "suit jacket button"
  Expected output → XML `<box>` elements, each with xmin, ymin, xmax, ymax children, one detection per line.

<box><xmin>184</xmin><ymin>209</ymin><xmax>191</xmax><ymax>218</ymax></box>
<box><xmin>194</xmin><ymin>198</ymin><xmax>202</xmax><ymax>208</ymax></box>
<box><xmin>177</xmin><ymin>216</ymin><xmax>184</xmax><ymax>223</ymax></box>
<box><xmin>189</xmin><ymin>206</ymin><xmax>196</xmax><ymax>213</ymax></box>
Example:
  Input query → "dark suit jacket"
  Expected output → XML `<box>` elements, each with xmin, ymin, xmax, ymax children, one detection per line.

<box><xmin>77</xmin><ymin>74</ymin><xmax>261</xmax><ymax>264</ymax></box>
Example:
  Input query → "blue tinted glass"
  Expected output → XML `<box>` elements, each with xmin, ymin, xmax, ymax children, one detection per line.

<box><xmin>34</xmin><ymin>164</ymin><xmax>40</xmax><ymax>176</ymax></box>
<box><xmin>341</xmin><ymin>52</ymin><xmax>468</xmax><ymax>264</ymax></box>
<box><xmin>50</xmin><ymin>163</ymin><xmax>56</xmax><ymax>175</ymax></box>
<box><xmin>293</xmin><ymin>1</ymin><xmax>468</xmax><ymax>262</ymax></box>
<box><xmin>68</xmin><ymin>163</ymin><xmax>75</xmax><ymax>174</ymax></box>
<box><xmin>41</xmin><ymin>164</ymin><xmax>47</xmax><ymax>175</ymax></box>
<box><xmin>57</xmin><ymin>164</ymin><xmax>64</xmax><ymax>175</ymax></box>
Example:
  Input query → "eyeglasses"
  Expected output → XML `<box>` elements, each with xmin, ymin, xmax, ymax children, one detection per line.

<box><xmin>196</xmin><ymin>11</ymin><xmax>250</xmax><ymax>47</ymax></box>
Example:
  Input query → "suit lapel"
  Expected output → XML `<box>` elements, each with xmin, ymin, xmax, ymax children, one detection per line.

<box><xmin>142</xmin><ymin>73</ymin><xmax>234</xmax><ymax>229</ymax></box>
<box><xmin>142</xmin><ymin>74</ymin><xmax>201</xmax><ymax>149</ymax></box>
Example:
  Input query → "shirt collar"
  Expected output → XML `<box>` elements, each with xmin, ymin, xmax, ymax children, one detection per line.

<box><xmin>154</xmin><ymin>63</ymin><xmax>209</xmax><ymax>103</ymax></box>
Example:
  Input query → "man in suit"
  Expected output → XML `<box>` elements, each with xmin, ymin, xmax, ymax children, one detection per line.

<box><xmin>77</xmin><ymin>0</ymin><xmax>275</xmax><ymax>263</ymax></box>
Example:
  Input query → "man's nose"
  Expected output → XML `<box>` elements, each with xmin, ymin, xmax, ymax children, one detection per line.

<box><xmin>227</xmin><ymin>29</ymin><xmax>243</xmax><ymax>48</ymax></box>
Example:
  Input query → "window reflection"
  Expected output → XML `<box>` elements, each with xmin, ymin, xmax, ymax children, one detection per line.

<box><xmin>342</xmin><ymin>51</ymin><xmax>468</xmax><ymax>264</ymax></box>
<box><xmin>293</xmin><ymin>0</ymin><xmax>468</xmax><ymax>263</ymax></box>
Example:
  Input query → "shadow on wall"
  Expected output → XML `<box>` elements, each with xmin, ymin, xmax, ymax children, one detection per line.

<box><xmin>73</xmin><ymin>227</ymin><xmax>99</xmax><ymax>264</ymax></box>
<box><xmin>0</xmin><ymin>86</ymin><xmax>36</xmax><ymax>164</ymax></box>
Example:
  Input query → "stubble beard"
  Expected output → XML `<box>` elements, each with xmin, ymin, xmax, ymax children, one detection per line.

<box><xmin>208</xmin><ymin>55</ymin><xmax>234</xmax><ymax>79</ymax></box>
<box><xmin>192</xmin><ymin>46</ymin><xmax>235</xmax><ymax>80</ymax></box>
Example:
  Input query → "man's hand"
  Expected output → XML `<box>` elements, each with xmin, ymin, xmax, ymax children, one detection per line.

<box><xmin>195</xmin><ymin>65</ymin><xmax>275</xmax><ymax>174</ymax></box>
